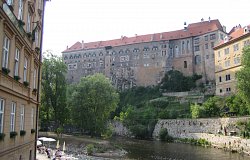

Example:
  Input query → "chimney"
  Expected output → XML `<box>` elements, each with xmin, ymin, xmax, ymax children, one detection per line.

<box><xmin>184</xmin><ymin>22</ymin><xmax>187</xmax><ymax>31</ymax></box>
<box><xmin>67</xmin><ymin>46</ymin><xmax>68</xmax><ymax>49</ymax></box>
<box><xmin>223</xmin><ymin>25</ymin><xmax>226</xmax><ymax>32</ymax></box>
<box><xmin>151</xmin><ymin>34</ymin><xmax>154</xmax><ymax>41</ymax></box>
<box><xmin>201</xmin><ymin>18</ymin><xmax>204</xmax><ymax>22</ymax></box>
<box><xmin>208</xmin><ymin>17</ymin><xmax>211</xmax><ymax>22</ymax></box>
<box><xmin>160</xmin><ymin>33</ymin><xmax>163</xmax><ymax>40</ymax></box>
<box><xmin>81</xmin><ymin>40</ymin><xmax>84</xmax><ymax>49</ymax></box>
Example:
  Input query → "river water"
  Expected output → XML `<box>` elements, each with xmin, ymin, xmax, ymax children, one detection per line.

<box><xmin>113</xmin><ymin>138</ymin><xmax>250</xmax><ymax>160</ymax></box>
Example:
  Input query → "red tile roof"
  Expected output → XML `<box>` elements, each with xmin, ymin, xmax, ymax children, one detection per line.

<box><xmin>62</xmin><ymin>19</ymin><xmax>223</xmax><ymax>53</ymax></box>
<box><xmin>214</xmin><ymin>24</ymin><xmax>250</xmax><ymax>49</ymax></box>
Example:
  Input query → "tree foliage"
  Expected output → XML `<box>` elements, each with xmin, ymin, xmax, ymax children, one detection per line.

<box><xmin>70</xmin><ymin>74</ymin><xmax>119</xmax><ymax>136</ymax></box>
<box><xmin>40</xmin><ymin>52</ymin><xmax>68</xmax><ymax>129</ymax></box>
<box><xmin>159</xmin><ymin>70</ymin><xmax>202</xmax><ymax>92</ymax></box>
<box><xmin>236</xmin><ymin>46</ymin><xmax>250</xmax><ymax>112</ymax></box>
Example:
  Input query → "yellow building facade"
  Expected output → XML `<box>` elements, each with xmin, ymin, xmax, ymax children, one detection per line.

<box><xmin>214</xmin><ymin>25</ymin><xmax>250</xmax><ymax>96</ymax></box>
<box><xmin>0</xmin><ymin>0</ymin><xmax>46</xmax><ymax>159</ymax></box>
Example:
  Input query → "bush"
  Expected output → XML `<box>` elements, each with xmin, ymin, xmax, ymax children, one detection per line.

<box><xmin>20</xmin><ymin>130</ymin><xmax>26</xmax><ymax>136</ymax></box>
<box><xmin>159</xmin><ymin>128</ymin><xmax>173</xmax><ymax>142</ymax></box>
<box><xmin>86</xmin><ymin>144</ymin><xmax>94</xmax><ymax>155</ymax></box>
<box><xmin>10</xmin><ymin>131</ymin><xmax>17</xmax><ymax>138</ymax></box>
<box><xmin>159</xmin><ymin>128</ymin><xmax>168</xmax><ymax>141</ymax></box>
<box><xmin>102</xmin><ymin>123</ymin><xmax>114</xmax><ymax>139</ymax></box>
<box><xmin>31</xmin><ymin>129</ymin><xmax>36</xmax><ymax>134</ymax></box>
<box><xmin>0</xmin><ymin>133</ymin><xmax>5</xmax><ymax>141</ymax></box>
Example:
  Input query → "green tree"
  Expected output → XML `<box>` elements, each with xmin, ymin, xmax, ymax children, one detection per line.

<box><xmin>40</xmin><ymin>52</ymin><xmax>68</xmax><ymax>129</ymax></box>
<box><xmin>236</xmin><ymin>46</ymin><xmax>250</xmax><ymax>113</ymax></box>
<box><xmin>203</xmin><ymin>97</ymin><xmax>222</xmax><ymax>117</ymax></box>
<box><xmin>71</xmin><ymin>74</ymin><xmax>119</xmax><ymax>137</ymax></box>
<box><xmin>190</xmin><ymin>103</ymin><xmax>205</xmax><ymax>118</ymax></box>
<box><xmin>160</xmin><ymin>70</ymin><xmax>201</xmax><ymax>92</ymax></box>
<box><xmin>225</xmin><ymin>94</ymin><xmax>248</xmax><ymax>116</ymax></box>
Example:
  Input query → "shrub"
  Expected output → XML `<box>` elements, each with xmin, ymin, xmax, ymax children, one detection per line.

<box><xmin>0</xmin><ymin>133</ymin><xmax>5</xmax><ymax>141</ymax></box>
<box><xmin>31</xmin><ymin>129</ymin><xmax>36</xmax><ymax>134</ymax></box>
<box><xmin>86</xmin><ymin>144</ymin><xmax>94</xmax><ymax>155</ymax></box>
<box><xmin>102</xmin><ymin>123</ymin><xmax>114</xmax><ymax>139</ymax></box>
<box><xmin>23</xmin><ymin>81</ymin><xmax>29</xmax><ymax>87</ymax></box>
<box><xmin>2</xmin><ymin>67</ymin><xmax>10</xmax><ymax>75</ymax></box>
<box><xmin>14</xmin><ymin>75</ymin><xmax>21</xmax><ymax>81</ymax></box>
<box><xmin>10</xmin><ymin>131</ymin><xmax>17</xmax><ymax>138</ymax></box>
<box><xmin>159</xmin><ymin>128</ymin><xmax>168</xmax><ymax>141</ymax></box>
<box><xmin>20</xmin><ymin>130</ymin><xmax>26</xmax><ymax>136</ymax></box>
<box><xmin>159</xmin><ymin>128</ymin><xmax>173</xmax><ymax>142</ymax></box>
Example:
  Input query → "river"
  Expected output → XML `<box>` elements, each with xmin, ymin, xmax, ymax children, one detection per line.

<box><xmin>112</xmin><ymin>137</ymin><xmax>250</xmax><ymax>160</ymax></box>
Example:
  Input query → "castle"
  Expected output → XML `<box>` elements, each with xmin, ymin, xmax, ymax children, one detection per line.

<box><xmin>62</xmin><ymin>19</ymin><xmax>227</xmax><ymax>90</ymax></box>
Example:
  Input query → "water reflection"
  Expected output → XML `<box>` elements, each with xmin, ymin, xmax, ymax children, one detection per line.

<box><xmin>113</xmin><ymin>138</ymin><xmax>250</xmax><ymax>160</ymax></box>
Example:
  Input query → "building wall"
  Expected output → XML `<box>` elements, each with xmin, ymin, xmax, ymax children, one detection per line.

<box><xmin>214</xmin><ymin>32</ymin><xmax>250</xmax><ymax>96</ymax></box>
<box><xmin>0</xmin><ymin>0</ymin><xmax>44</xmax><ymax>159</ymax></box>
<box><xmin>63</xmin><ymin>22</ymin><xmax>226</xmax><ymax>90</ymax></box>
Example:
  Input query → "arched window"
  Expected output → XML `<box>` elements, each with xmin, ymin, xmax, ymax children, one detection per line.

<box><xmin>175</xmin><ymin>45</ymin><xmax>179</xmax><ymax>55</ymax></box>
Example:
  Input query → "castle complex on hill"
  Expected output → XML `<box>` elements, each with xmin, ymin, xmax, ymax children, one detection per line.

<box><xmin>62</xmin><ymin>19</ymin><xmax>227</xmax><ymax>91</ymax></box>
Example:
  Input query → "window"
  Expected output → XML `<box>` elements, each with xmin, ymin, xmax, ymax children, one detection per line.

<box><xmin>6</xmin><ymin>0</ymin><xmax>13</xmax><ymax>5</ymax></box>
<box><xmin>243</xmin><ymin>40</ymin><xmax>250</xmax><ymax>46</ymax></box>
<box><xmin>211</xmin><ymin>42</ymin><xmax>214</xmax><ymax>48</ymax></box>
<box><xmin>224</xmin><ymin>48</ymin><xmax>229</xmax><ymax>55</ymax></box>
<box><xmin>233</xmin><ymin>44</ymin><xmax>239</xmax><ymax>51</ymax></box>
<box><xmin>27</xmin><ymin>12</ymin><xmax>31</xmax><ymax>32</ymax></box>
<box><xmin>205</xmin><ymin>44</ymin><xmax>208</xmax><ymax>49</ymax></box>
<box><xmin>194</xmin><ymin>38</ymin><xmax>199</xmax><ymax>44</ymax></box>
<box><xmin>23</xmin><ymin>57</ymin><xmax>28</xmax><ymax>82</ymax></box>
<box><xmin>206</xmin><ymin>55</ymin><xmax>209</xmax><ymax>59</ymax></box>
<box><xmin>184</xmin><ymin>61</ymin><xmax>187</xmax><ymax>68</ymax></box>
<box><xmin>194</xmin><ymin>46</ymin><xmax>200</xmax><ymax>51</ymax></box>
<box><xmin>218</xmin><ymin>51</ymin><xmax>221</xmax><ymax>58</ymax></box>
<box><xmin>18</xmin><ymin>0</ymin><xmax>23</xmax><ymax>20</ymax></box>
<box><xmin>219</xmin><ymin>89</ymin><xmax>222</xmax><ymax>93</ymax></box>
<box><xmin>205</xmin><ymin>35</ymin><xmax>208</xmax><ymax>41</ymax></box>
<box><xmin>31</xmin><ymin>108</ymin><xmax>34</xmax><ymax>129</ymax></box>
<box><xmin>225</xmin><ymin>60</ymin><xmax>230</xmax><ymax>67</ymax></box>
<box><xmin>33</xmin><ymin>68</ymin><xmax>37</xmax><ymax>89</ymax></box>
<box><xmin>143</xmin><ymin>53</ymin><xmax>149</xmax><ymax>59</ymax></box>
<box><xmin>175</xmin><ymin>46</ymin><xmax>179</xmax><ymax>54</ymax></box>
<box><xmin>187</xmin><ymin>40</ymin><xmax>190</xmax><ymax>51</ymax></box>
<box><xmin>226</xmin><ymin>87</ymin><xmax>231</xmax><ymax>92</ymax></box>
<box><xmin>210</xmin><ymin>34</ymin><xmax>216</xmax><ymax>40</ymax></box>
<box><xmin>14</xmin><ymin>48</ymin><xmax>20</xmax><ymax>76</ymax></box>
<box><xmin>144</xmin><ymin>63</ymin><xmax>149</xmax><ymax>67</ymax></box>
<box><xmin>0</xmin><ymin>98</ymin><xmax>4</xmax><ymax>133</ymax></box>
<box><xmin>219</xmin><ymin>76</ymin><xmax>222</xmax><ymax>82</ymax></box>
<box><xmin>195</xmin><ymin>55</ymin><xmax>201</xmax><ymax>65</ymax></box>
<box><xmin>10</xmin><ymin>102</ymin><xmax>16</xmax><ymax>132</ymax></box>
<box><xmin>20</xmin><ymin>105</ymin><xmax>24</xmax><ymax>130</ymax></box>
<box><xmin>2</xmin><ymin>36</ymin><xmax>10</xmax><ymax>68</ymax></box>
<box><xmin>226</xmin><ymin>74</ymin><xmax>231</xmax><ymax>81</ymax></box>
<box><xmin>220</xmin><ymin>34</ymin><xmax>224</xmax><ymax>40</ymax></box>
<box><xmin>234</xmin><ymin>57</ymin><xmax>241</xmax><ymax>64</ymax></box>
<box><xmin>35</xmin><ymin>30</ymin><xmax>39</xmax><ymax>47</ymax></box>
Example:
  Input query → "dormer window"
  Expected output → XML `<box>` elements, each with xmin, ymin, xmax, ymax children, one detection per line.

<box><xmin>244</xmin><ymin>26</ymin><xmax>249</xmax><ymax>34</ymax></box>
<box><xmin>6</xmin><ymin>0</ymin><xmax>13</xmax><ymax>5</ymax></box>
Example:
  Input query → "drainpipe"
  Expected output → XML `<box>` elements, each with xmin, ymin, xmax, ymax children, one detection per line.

<box><xmin>34</xmin><ymin>0</ymin><xmax>48</xmax><ymax>159</ymax></box>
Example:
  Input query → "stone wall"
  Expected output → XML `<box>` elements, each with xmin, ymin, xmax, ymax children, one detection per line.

<box><xmin>153</xmin><ymin>117</ymin><xmax>250</xmax><ymax>138</ymax></box>
<box><xmin>153</xmin><ymin>117</ymin><xmax>250</xmax><ymax>154</ymax></box>
<box><xmin>111</xmin><ymin>121</ymin><xmax>131</xmax><ymax>137</ymax></box>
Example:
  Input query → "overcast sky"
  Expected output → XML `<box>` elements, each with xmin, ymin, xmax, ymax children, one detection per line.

<box><xmin>42</xmin><ymin>0</ymin><xmax>250</xmax><ymax>55</ymax></box>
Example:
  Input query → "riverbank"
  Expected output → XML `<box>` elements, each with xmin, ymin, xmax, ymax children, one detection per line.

<box><xmin>152</xmin><ymin>117</ymin><xmax>250</xmax><ymax>156</ymax></box>
<box><xmin>38</xmin><ymin>132</ymin><xmax>127</xmax><ymax>159</ymax></box>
